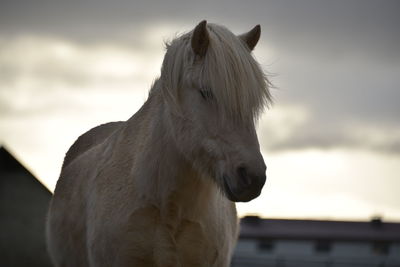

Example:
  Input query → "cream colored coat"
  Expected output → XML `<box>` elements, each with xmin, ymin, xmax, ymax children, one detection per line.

<box><xmin>47</xmin><ymin>21</ymin><xmax>270</xmax><ymax>267</ymax></box>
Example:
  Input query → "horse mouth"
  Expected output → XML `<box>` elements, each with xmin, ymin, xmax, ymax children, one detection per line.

<box><xmin>222</xmin><ymin>174</ymin><xmax>264</xmax><ymax>202</ymax></box>
<box><xmin>223</xmin><ymin>175</ymin><xmax>239</xmax><ymax>202</ymax></box>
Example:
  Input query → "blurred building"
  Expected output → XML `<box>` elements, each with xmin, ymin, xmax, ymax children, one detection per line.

<box><xmin>232</xmin><ymin>216</ymin><xmax>400</xmax><ymax>267</ymax></box>
<box><xmin>0</xmin><ymin>146</ymin><xmax>52</xmax><ymax>267</ymax></box>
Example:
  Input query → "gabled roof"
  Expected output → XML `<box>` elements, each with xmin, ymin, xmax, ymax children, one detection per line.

<box><xmin>0</xmin><ymin>146</ymin><xmax>25</xmax><ymax>171</ymax></box>
<box><xmin>0</xmin><ymin>146</ymin><xmax>51</xmax><ymax>193</ymax></box>
<box><xmin>240</xmin><ymin>216</ymin><xmax>400</xmax><ymax>242</ymax></box>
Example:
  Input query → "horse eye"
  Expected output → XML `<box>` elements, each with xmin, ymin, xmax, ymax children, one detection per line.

<box><xmin>199</xmin><ymin>88</ymin><xmax>213</xmax><ymax>100</ymax></box>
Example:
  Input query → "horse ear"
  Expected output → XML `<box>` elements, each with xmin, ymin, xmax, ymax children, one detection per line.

<box><xmin>239</xmin><ymin>25</ymin><xmax>261</xmax><ymax>51</ymax></box>
<box><xmin>191</xmin><ymin>20</ymin><xmax>209</xmax><ymax>57</ymax></box>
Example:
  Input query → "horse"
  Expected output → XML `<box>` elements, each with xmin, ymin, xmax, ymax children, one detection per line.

<box><xmin>46</xmin><ymin>20</ymin><xmax>271</xmax><ymax>267</ymax></box>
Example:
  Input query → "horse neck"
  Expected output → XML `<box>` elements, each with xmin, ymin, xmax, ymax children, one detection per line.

<box><xmin>123</xmin><ymin>91</ymin><xmax>219</xmax><ymax>217</ymax></box>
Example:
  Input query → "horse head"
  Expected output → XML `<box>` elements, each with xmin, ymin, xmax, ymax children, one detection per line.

<box><xmin>161</xmin><ymin>20</ymin><xmax>271</xmax><ymax>202</ymax></box>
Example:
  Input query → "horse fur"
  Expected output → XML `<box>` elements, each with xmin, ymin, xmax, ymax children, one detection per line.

<box><xmin>46</xmin><ymin>21</ymin><xmax>271</xmax><ymax>267</ymax></box>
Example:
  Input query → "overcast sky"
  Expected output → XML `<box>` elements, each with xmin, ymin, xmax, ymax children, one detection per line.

<box><xmin>1</xmin><ymin>0</ymin><xmax>399</xmax><ymax>221</ymax></box>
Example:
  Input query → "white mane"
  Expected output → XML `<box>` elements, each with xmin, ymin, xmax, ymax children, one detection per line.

<box><xmin>160</xmin><ymin>23</ymin><xmax>272</xmax><ymax>123</ymax></box>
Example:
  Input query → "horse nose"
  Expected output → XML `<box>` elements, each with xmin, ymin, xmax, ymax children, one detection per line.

<box><xmin>236</xmin><ymin>164</ymin><xmax>266</xmax><ymax>189</ymax></box>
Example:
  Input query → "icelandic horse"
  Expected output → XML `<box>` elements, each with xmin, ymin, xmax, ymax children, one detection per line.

<box><xmin>46</xmin><ymin>20</ymin><xmax>271</xmax><ymax>267</ymax></box>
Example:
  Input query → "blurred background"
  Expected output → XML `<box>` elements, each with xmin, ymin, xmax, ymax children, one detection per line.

<box><xmin>1</xmin><ymin>0</ymin><xmax>399</xmax><ymax>266</ymax></box>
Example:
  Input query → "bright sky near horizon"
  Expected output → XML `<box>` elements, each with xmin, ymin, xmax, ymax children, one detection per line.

<box><xmin>1</xmin><ymin>0</ymin><xmax>400</xmax><ymax>221</ymax></box>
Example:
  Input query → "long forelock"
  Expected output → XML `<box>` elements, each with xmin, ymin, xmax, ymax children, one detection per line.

<box><xmin>161</xmin><ymin>23</ymin><xmax>271</xmax><ymax>123</ymax></box>
<box><xmin>202</xmin><ymin>24</ymin><xmax>271</xmax><ymax>123</ymax></box>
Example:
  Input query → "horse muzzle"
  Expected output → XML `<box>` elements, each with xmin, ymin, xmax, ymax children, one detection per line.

<box><xmin>222</xmin><ymin>165</ymin><xmax>266</xmax><ymax>202</ymax></box>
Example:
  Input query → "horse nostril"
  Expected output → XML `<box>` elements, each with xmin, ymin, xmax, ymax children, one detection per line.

<box><xmin>237</xmin><ymin>166</ymin><xmax>251</xmax><ymax>187</ymax></box>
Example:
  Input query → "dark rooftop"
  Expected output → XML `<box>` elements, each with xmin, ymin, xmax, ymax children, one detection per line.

<box><xmin>240</xmin><ymin>216</ymin><xmax>400</xmax><ymax>242</ymax></box>
<box><xmin>0</xmin><ymin>146</ymin><xmax>52</xmax><ymax>267</ymax></box>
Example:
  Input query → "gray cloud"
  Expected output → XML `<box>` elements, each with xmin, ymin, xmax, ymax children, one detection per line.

<box><xmin>262</xmin><ymin>120</ymin><xmax>400</xmax><ymax>154</ymax></box>
<box><xmin>258</xmin><ymin>28</ymin><xmax>400</xmax><ymax>154</ymax></box>
<box><xmin>2</xmin><ymin>1</ymin><xmax>399</xmax><ymax>50</ymax></box>
<box><xmin>259</xmin><ymin>100</ymin><xmax>400</xmax><ymax>154</ymax></box>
